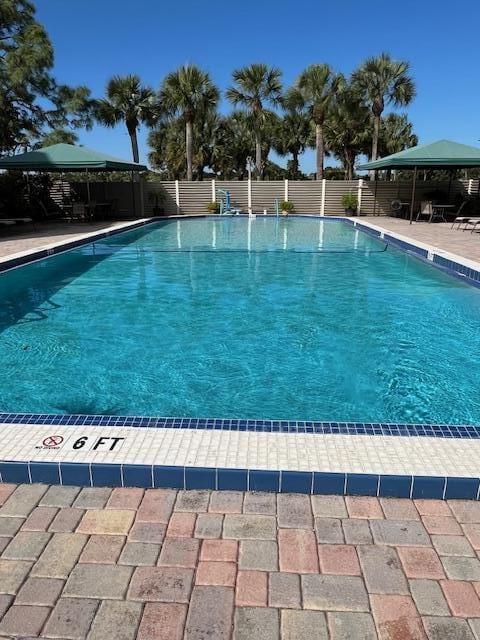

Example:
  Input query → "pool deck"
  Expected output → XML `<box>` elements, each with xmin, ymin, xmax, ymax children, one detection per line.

<box><xmin>362</xmin><ymin>217</ymin><xmax>480</xmax><ymax>267</ymax></box>
<box><xmin>1</xmin><ymin>484</ymin><xmax>480</xmax><ymax>639</ymax></box>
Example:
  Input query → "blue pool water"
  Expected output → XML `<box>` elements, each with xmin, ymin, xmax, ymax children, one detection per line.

<box><xmin>0</xmin><ymin>216</ymin><xmax>479</xmax><ymax>424</ymax></box>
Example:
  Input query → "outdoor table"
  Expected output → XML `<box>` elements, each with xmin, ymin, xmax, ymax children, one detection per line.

<box><xmin>431</xmin><ymin>204</ymin><xmax>455</xmax><ymax>222</ymax></box>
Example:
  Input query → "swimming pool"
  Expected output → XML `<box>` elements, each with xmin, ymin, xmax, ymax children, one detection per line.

<box><xmin>0</xmin><ymin>216</ymin><xmax>479</xmax><ymax>425</ymax></box>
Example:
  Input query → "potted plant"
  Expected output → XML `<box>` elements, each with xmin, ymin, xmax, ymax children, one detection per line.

<box><xmin>341</xmin><ymin>192</ymin><xmax>358</xmax><ymax>216</ymax></box>
<box><xmin>280</xmin><ymin>200</ymin><xmax>295</xmax><ymax>215</ymax></box>
<box><xmin>205</xmin><ymin>201</ymin><xmax>220</xmax><ymax>214</ymax></box>
<box><xmin>148</xmin><ymin>190</ymin><xmax>165</xmax><ymax>215</ymax></box>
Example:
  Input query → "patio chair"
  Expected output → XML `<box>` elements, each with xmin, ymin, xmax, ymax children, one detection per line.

<box><xmin>416</xmin><ymin>201</ymin><xmax>434</xmax><ymax>222</ymax></box>
<box><xmin>68</xmin><ymin>203</ymin><xmax>87</xmax><ymax>222</ymax></box>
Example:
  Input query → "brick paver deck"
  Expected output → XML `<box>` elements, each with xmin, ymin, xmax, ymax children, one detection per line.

<box><xmin>1</xmin><ymin>486</ymin><xmax>480</xmax><ymax>638</ymax></box>
<box><xmin>365</xmin><ymin>217</ymin><xmax>480</xmax><ymax>265</ymax></box>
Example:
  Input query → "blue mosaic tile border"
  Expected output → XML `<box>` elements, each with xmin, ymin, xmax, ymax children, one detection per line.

<box><xmin>0</xmin><ymin>413</ymin><xmax>478</xmax><ymax>439</ymax></box>
<box><xmin>344</xmin><ymin>218</ymin><xmax>480</xmax><ymax>287</ymax></box>
<box><xmin>0</xmin><ymin>459</ymin><xmax>479</xmax><ymax>500</ymax></box>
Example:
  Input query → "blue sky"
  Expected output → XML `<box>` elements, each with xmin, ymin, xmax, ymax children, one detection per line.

<box><xmin>36</xmin><ymin>0</ymin><xmax>480</xmax><ymax>172</ymax></box>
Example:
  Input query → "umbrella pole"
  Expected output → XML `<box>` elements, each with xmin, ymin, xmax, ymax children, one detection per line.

<box><xmin>131</xmin><ymin>171</ymin><xmax>136</xmax><ymax>218</ymax></box>
<box><xmin>409</xmin><ymin>167</ymin><xmax>417</xmax><ymax>225</ymax></box>
<box><xmin>85</xmin><ymin>168</ymin><xmax>91</xmax><ymax>220</ymax></box>
<box><xmin>373</xmin><ymin>171</ymin><xmax>378</xmax><ymax>216</ymax></box>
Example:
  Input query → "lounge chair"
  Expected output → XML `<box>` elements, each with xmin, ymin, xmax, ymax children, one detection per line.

<box><xmin>469</xmin><ymin>219</ymin><xmax>480</xmax><ymax>233</ymax></box>
<box><xmin>450</xmin><ymin>202</ymin><xmax>469</xmax><ymax>229</ymax></box>
<box><xmin>37</xmin><ymin>200</ymin><xmax>67</xmax><ymax>221</ymax></box>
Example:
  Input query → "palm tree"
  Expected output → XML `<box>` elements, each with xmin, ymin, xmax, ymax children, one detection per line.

<box><xmin>214</xmin><ymin>111</ymin><xmax>257</xmax><ymax>179</ymax></box>
<box><xmin>378</xmin><ymin>113</ymin><xmax>418</xmax><ymax>157</ymax></box>
<box><xmin>352</xmin><ymin>53</ymin><xmax>416</xmax><ymax>169</ymax></box>
<box><xmin>274</xmin><ymin>88</ymin><xmax>311</xmax><ymax>179</ymax></box>
<box><xmin>297</xmin><ymin>64</ymin><xmax>341</xmax><ymax>180</ymax></box>
<box><xmin>324</xmin><ymin>87</ymin><xmax>370</xmax><ymax>180</ymax></box>
<box><xmin>378</xmin><ymin>113</ymin><xmax>418</xmax><ymax>180</ymax></box>
<box><xmin>95</xmin><ymin>75</ymin><xmax>156</xmax><ymax>163</ymax></box>
<box><xmin>159</xmin><ymin>65</ymin><xmax>219</xmax><ymax>181</ymax></box>
<box><xmin>226</xmin><ymin>63</ymin><xmax>282</xmax><ymax>179</ymax></box>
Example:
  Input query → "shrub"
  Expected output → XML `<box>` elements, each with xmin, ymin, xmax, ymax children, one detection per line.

<box><xmin>341</xmin><ymin>192</ymin><xmax>358</xmax><ymax>211</ymax></box>
<box><xmin>206</xmin><ymin>201</ymin><xmax>220</xmax><ymax>213</ymax></box>
<box><xmin>280</xmin><ymin>200</ymin><xmax>295</xmax><ymax>213</ymax></box>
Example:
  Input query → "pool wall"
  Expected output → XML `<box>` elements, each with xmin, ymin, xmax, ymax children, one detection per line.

<box><xmin>1</xmin><ymin>214</ymin><xmax>479</xmax><ymax>497</ymax></box>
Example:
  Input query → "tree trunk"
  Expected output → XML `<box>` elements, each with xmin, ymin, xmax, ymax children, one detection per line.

<box><xmin>345</xmin><ymin>154</ymin><xmax>354</xmax><ymax>181</ymax></box>
<box><xmin>292</xmin><ymin>150</ymin><xmax>299</xmax><ymax>178</ymax></box>
<box><xmin>128</xmin><ymin>128</ymin><xmax>140</xmax><ymax>164</ymax></box>
<box><xmin>186</xmin><ymin>119</ymin><xmax>193</xmax><ymax>181</ymax></box>
<box><xmin>255</xmin><ymin>135</ymin><xmax>262</xmax><ymax>181</ymax></box>
<box><xmin>370</xmin><ymin>114</ymin><xmax>381</xmax><ymax>180</ymax></box>
<box><xmin>315</xmin><ymin>123</ymin><xmax>324</xmax><ymax>180</ymax></box>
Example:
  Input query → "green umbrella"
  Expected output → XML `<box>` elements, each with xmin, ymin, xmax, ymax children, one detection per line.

<box><xmin>358</xmin><ymin>140</ymin><xmax>480</xmax><ymax>223</ymax></box>
<box><xmin>0</xmin><ymin>143</ymin><xmax>148</xmax><ymax>217</ymax></box>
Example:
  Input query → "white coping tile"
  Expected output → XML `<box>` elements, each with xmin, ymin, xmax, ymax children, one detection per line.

<box><xmin>0</xmin><ymin>422</ymin><xmax>479</xmax><ymax>479</ymax></box>
<box><xmin>356</xmin><ymin>218</ymin><xmax>480</xmax><ymax>271</ymax></box>
<box><xmin>0</xmin><ymin>219</ymin><xmax>155</xmax><ymax>266</ymax></box>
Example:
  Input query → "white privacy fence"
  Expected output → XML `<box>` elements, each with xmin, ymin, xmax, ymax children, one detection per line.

<box><xmin>70</xmin><ymin>178</ymin><xmax>479</xmax><ymax>218</ymax></box>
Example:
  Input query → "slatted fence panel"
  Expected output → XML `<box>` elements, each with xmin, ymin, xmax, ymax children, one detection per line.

<box><xmin>251</xmin><ymin>181</ymin><xmax>284</xmax><ymax>212</ymax></box>
<box><xmin>324</xmin><ymin>181</ymin><xmax>359</xmax><ymax>215</ymax></box>
<box><xmin>145</xmin><ymin>181</ymin><xmax>177</xmax><ymax>215</ymax></box>
<box><xmin>70</xmin><ymin>178</ymin><xmax>477</xmax><ymax>219</ymax></box>
<box><xmin>178</xmin><ymin>182</ymin><xmax>211</xmax><ymax>215</ymax></box>
<box><xmin>288</xmin><ymin>181</ymin><xmax>322</xmax><ymax>214</ymax></box>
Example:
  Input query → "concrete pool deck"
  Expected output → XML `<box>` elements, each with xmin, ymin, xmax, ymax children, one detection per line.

<box><xmin>1</xmin><ymin>484</ymin><xmax>480</xmax><ymax>639</ymax></box>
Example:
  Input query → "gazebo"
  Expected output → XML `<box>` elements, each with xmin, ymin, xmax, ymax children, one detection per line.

<box><xmin>358</xmin><ymin>140</ymin><xmax>480</xmax><ymax>223</ymax></box>
<box><xmin>0</xmin><ymin>143</ymin><xmax>148</xmax><ymax>217</ymax></box>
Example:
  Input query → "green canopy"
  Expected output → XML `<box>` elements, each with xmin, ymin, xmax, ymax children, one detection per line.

<box><xmin>358</xmin><ymin>139</ymin><xmax>480</xmax><ymax>170</ymax></box>
<box><xmin>0</xmin><ymin>143</ymin><xmax>147</xmax><ymax>172</ymax></box>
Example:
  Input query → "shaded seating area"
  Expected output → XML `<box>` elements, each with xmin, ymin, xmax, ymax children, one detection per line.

<box><xmin>0</xmin><ymin>143</ymin><xmax>147</xmax><ymax>228</ymax></box>
<box><xmin>359</xmin><ymin>140</ymin><xmax>480</xmax><ymax>225</ymax></box>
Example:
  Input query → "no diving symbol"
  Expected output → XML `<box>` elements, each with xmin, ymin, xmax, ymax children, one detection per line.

<box><xmin>42</xmin><ymin>435</ymin><xmax>64</xmax><ymax>448</ymax></box>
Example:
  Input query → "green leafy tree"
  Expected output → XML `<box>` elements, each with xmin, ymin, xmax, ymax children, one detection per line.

<box><xmin>226</xmin><ymin>63</ymin><xmax>282</xmax><ymax>179</ymax></box>
<box><xmin>212</xmin><ymin>111</ymin><xmax>257</xmax><ymax>180</ymax></box>
<box><xmin>324</xmin><ymin>86</ymin><xmax>370</xmax><ymax>179</ymax></box>
<box><xmin>297</xmin><ymin>64</ymin><xmax>342</xmax><ymax>180</ymax></box>
<box><xmin>95</xmin><ymin>74</ymin><xmax>157</xmax><ymax>163</ymax></box>
<box><xmin>352</xmin><ymin>53</ymin><xmax>416</xmax><ymax>169</ymax></box>
<box><xmin>378</xmin><ymin>113</ymin><xmax>417</xmax><ymax>157</ymax></box>
<box><xmin>0</xmin><ymin>1</ymin><xmax>93</xmax><ymax>153</ymax></box>
<box><xmin>148</xmin><ymin>118</ymin><xmax>186</xmax><ymax>179</ymax></box>
<box><xmin>35</xmin><ymin>128</ymin><xmax>79</xmax><ymax>148</ymax></box>
<box><xmin>377</xmin><ymin>113</ymin><xmax>418</xmax><ymax>180</ymax></box>
<box><xmin>159</xmin><ymin>65</ymin><xmax>219</xmax><ymax>181</ymax></box>
<box><xmin>149</xmin><ymin>106</ymin><xmax>223</xmax><ymax>180</ymax></box>
<box><xmin>274</xmin><ymin>89</ymin><xmax>311</xmax><ymax>179</ymax></box>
